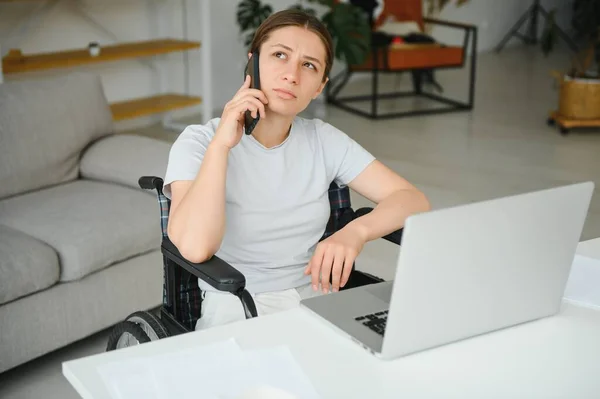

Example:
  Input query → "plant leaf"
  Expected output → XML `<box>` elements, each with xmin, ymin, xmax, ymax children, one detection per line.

<box><xmin>566</xmin><ymin>0</ymin><xmax>600</xmax><ymax>74</ymax></box>
<box><xmin>540</xmin><ymin>9</ymin><xmax>557</xmax><ymax>56</ymax></box>
<box><xmin>288</xmin><ymin>4</ymin><xmax>318</xmax><ymax>17</ymax></box>
<box><xmin>306</xmin><ymin>0</ymin><xmax>335</xmax><ymax>8</ymax></box>
<box><xmin>236</xmin><ymin>0</ymin><xmax>273</xmax><ymax>35</ymax></box>
<box><xmin>572</xmin><ymin>0</ymin><xmax>600</xmax><ymax>41</ymax></box>
<box><xmin>244</xmin><ymin>32</ymin><xmax>255</xmax><ymax>48</ymax></box>
<box><xmin>322</xmin><ymin>3</ymin><xmax>371</xmax><ymax>65</ymax></box>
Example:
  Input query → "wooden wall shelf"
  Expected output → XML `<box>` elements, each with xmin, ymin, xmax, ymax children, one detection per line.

<box><xmin>2</xmin><ymin>39</ymin><xmax>200</xmax><ymax>74</ymax></box>
<box><xmin>0</xmin><ymin>0</ymin><xmax>211</xmax><ymax>126</ymax></box>
<box><xmin>110</xmin><ymin>94</ymin><xmax>202</xmax><ymax>121</ymax></box>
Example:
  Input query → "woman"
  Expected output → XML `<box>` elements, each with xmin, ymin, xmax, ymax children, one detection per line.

<box><xmin>163</xmin><ymin>9</ymin><xmax>430</xmax><ymax>330</ymax></box>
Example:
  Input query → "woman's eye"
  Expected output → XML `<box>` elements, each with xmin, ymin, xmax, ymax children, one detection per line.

<box><xmin>275</xmin><ymin>52</ymin><xmax>286</xmax><ymax>59</ymax></box>
<box><xmin>304</xmin><ymin>62</ymin><xmax>316</xmax><ymax>70</ymax></box>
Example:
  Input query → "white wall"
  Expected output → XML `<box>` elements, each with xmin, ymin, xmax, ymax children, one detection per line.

<box><xmin>0</xmin><ymin>0</ymin><xmax>574</xmax><ymax>128</ymax></box>
<box><xmin>432</xmin><ymin>0</ymin><xmax>574</xmax><ymax>54</ymax></box>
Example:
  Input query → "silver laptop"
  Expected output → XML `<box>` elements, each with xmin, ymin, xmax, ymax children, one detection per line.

<box><xmin>301</xmin><ymin>182</ymin><xmax>594</xmax><ymax>360</ymax></box>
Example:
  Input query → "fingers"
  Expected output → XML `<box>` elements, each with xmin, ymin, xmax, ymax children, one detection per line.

<box><xmin>310</xmin><ymin>246</ymin><xmax>325</xmax><ymax>291</ymax></box>
<box><xmin>232</xmin><ymin>90</ymin><xmax>267</xmax><ymax>110</ymax></box>
<box><xmin>245</xmin><ymin>89</ymin><xmax>269</xmax><ymax>105</ymax></box>
<box><xmin>231</xmin><ymin>97</ymin><xmax>266</xmax><ymax>119</ymax></box>
<box><xmin>341</xmin><ymin>254</ymin><xmax>355</xmax><ymax>288</ymax></box>
<box><xmin>319</xmin><ymin>250</ymin><xmax>335</xmax><ymax>293</ymax></box>
<box><xmin>232</xmin><ymin>83</ymin><xmax>268</xmax><ymax>105</ymax></box>
<box><xmin>308</xmin><ymin>244</ymin><xmax>357</xmax><ymax>293</ymax></box>
<box><xmin>330</xmin><ymin>248</ymin><xmax>345</xmax><ymax>292</ymax></box>
<box><xmin>237</xmin><ymin>75</ymin><xmax>251</xmax><ymax>93</ymax></box>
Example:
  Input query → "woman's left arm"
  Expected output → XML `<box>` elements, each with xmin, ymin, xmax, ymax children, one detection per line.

<box><xmin>345</xmin><ymin>160</ymin><xmax>431</xmax><ymax>242</ymax></box>
<box><xmin>306</xmin><ymin>160</ymin><xmax>431</xmax><ymax>293</ymax></box>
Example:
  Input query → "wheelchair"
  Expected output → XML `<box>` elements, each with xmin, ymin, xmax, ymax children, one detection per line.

<box><xmin>106</xmin><ymin>176</ymin><xmax>403</xmax><ymax>350</ymax></box>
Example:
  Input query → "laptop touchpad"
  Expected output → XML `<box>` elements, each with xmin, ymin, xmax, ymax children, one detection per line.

<box><xmin>365</xmin><ymin>281</ymin><xmax>393</xmax><ymax>303</ymax></box>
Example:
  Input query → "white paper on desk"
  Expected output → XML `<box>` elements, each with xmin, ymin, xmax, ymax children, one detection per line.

<box><xmin>564</xmin><ymin>254</ymin><xmax>600</xmax><ymax>309</ymax></box>
<box><xmin>97</xmin><ymin>358</ymin><xmax>163</xmax><ymax>399</ymax></box>
<box><xmin>243</xmin><ymin>346</ymin><xmax>321</xmax><ymax>399</ymax></box>
<box><xmin>96</xmin><ymin>338</ymin><xmax>320</xmax><ymax>399</ymax></box>
<box><xmin>149</xmin><ymin>338</ymin><xmax>256</xmax><ymax>399</ymax></box>
<box><xmin>97</xmin><ymin>338</ymin><xmax>248</xmax><ymax>399</ymax></box>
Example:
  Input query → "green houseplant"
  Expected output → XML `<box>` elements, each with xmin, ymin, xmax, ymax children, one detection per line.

<box><xmin>236</xmin><ymin>0</ymin><xmax>371</xmax><ymax>66</ymax></box>
<box><xmin>542</xmin><ymin>0</ymin><xmax>600</xmax><ymax>131</ymax></box>
<box><xmin>542</xmin><ymin>0</ymin><xmax>600</xmax><ymax>78</ymax></box>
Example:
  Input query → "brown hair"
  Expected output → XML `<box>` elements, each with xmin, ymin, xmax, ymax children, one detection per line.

<box><xmin>249</xmin><ymin>9</ymin><xmax>334</xmax><ymax>82</ymax></box>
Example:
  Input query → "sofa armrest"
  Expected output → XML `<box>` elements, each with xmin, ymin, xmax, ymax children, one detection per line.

<box><xmin>161</xmin><ymin>237</ymin><xmax>246</xmax><ymax>293</ymax></box>
<box><xmin>80</xmin><ymin>134</ymin><xmax>171</xmax><ymax>192</ymax></box>
<box><xmin>354</xmin><ymin>207</ymin><xmax>403</xmax><ymax>245</ymax></box>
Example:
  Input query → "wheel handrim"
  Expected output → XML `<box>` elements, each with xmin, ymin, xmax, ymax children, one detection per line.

<box><xmin>127</xmin><ymin>316</ymin><xmax>161</xmax><ymax>340</ymax></box>
<box><xmin>116</xmin><ymin>332</ymin><xmax>139</xmax><ymax>349</ymax></box>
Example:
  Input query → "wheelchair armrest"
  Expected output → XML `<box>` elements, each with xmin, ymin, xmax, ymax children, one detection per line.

<box><xmin>138</xmin><ymin>176</ymin><xmax>164</xmax><ymax>191</ymax></box>
<box><xmin>161</xmin><ymin>237</ymin><xmax>246</xmax><ymax>293</ymax></box>
<box><xmin>354</xmin><ymin>207</ymin><xmax>403</xmax><ymax>245</ymax></box>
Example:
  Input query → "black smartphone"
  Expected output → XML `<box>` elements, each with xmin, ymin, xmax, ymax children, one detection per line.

<box><xmin>243</xmin><ymin>51</ymin><xmax>261</xmax><ymax>135</ymax></box>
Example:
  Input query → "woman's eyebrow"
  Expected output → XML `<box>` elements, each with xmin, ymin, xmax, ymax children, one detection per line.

<box><xmin>270</xmin><ymin>43</ymin><xmax>323</xmax><ymax>67</ymax></box>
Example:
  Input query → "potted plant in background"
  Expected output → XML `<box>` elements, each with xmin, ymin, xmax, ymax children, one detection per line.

<box><xmin>543</xmin><ymin>0</ymin><xmax>600</xmax><ymax>135</ymax></box>
<box><xmin>236</xmin><ymin>0</ymin><xmax>371</xmax><ymax>66</ymax></box>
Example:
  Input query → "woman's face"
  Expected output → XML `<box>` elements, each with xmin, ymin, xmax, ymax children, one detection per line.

<box><xmin>255</xmin><ymin>26</ymin><xmax>328</xmax><ymax>118</ymax></box>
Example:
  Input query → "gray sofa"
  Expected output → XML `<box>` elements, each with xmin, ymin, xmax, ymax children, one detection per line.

<box><xmin>0</xmin><ymin>73</ymin><xmax>172</xmax><ymax>373</ymax></box>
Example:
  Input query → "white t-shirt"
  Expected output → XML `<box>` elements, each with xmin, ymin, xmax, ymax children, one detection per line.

<box><xmin>163</xmin><ymin>116</ymin><xmax>375</xmax><ymax>294</ymax></box>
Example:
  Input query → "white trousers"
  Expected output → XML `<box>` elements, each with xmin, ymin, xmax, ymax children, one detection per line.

<box><xmin>195</xmin><ymin>283</ymin><xmax>329</xmax><ymax>330</ymax></box>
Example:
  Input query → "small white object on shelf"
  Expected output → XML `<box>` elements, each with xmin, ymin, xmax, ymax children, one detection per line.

<box><xmin>88</xmin><ymin>42</ymin><xmax>101</xmax><ymax>57</ymax></box>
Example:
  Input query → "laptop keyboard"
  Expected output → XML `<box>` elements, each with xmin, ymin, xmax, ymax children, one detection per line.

<box><xmin>354</xmin><ymin>310</ymin><xmax>388</xmax><ymax>336</ymax></box>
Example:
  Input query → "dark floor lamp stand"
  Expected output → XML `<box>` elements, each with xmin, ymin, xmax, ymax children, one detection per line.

<box><xmin>494</xmin><ymin>0</ymin><xmax>578</xmax><ymax>53</ymax></box>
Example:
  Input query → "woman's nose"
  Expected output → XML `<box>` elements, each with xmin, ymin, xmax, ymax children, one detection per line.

<box><xmin>282</xmin><ymin>64</ymin><xmax>300</xmax><ymax>85</ymax></box>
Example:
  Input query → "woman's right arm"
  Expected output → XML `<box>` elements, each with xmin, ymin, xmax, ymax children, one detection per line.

<box><xmin>166</xmin><ymin>75</ymin><xmax>268</xmax><ymax>263</ymax></box>
<box><xmin>167</xmin><ymin>142</ymin><xmax>230</xmax><ymax>263</ymax></box>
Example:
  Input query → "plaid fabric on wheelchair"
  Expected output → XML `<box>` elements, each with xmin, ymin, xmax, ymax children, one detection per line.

<box><xmin>153</xmin><ymin>185</ymin><xmax>202</xmax><ymax>331</ymax></box>
<box><xmin>323</xmin><ymin>182</ymin><xmax>355</xmax><ymax>240</ymax></box>
<box><xmin>152</xmin><ymin>181</ymin><xmax>356</xmax><ymax>331</ymax></box>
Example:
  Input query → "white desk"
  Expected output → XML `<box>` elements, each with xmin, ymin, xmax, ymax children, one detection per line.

<box><xmin>63</xmin><ymin>239</ymin><xmax>600</xmax><ymax>399</ymax></box>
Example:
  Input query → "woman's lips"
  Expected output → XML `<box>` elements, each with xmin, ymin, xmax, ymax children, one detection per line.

<box><xmin>273</xmin><ymin>88</ymin><xmax>297</xmax><ymax>99</ymax></box>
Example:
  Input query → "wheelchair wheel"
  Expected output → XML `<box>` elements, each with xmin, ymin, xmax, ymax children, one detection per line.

<box><xmin>106</xmin><ymin>321</ymin><xmax>150</xmax><ymax>351</ymax></box>
<box><xmin>106</xmin><ymin>310</ymin><xmax>169</xmax><ymax>351</ymax></box>
<box><xmin>125</xmin><ymin>310</ymin><xmax>170</xmax><ymax>341</ymax></box>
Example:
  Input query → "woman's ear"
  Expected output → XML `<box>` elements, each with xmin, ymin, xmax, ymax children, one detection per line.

<box><xmin>313</xmin><ymin>77</ymin><xmax>329</xmax><ymax>99</ymax></box>
<box><xmin>248</xmin><ymin>52</ymin><xmax>252</xmax><ymax>59</ymax></box>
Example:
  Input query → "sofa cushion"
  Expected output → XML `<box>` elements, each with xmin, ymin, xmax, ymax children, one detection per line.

<box><xmin>0</xmin><ymin>72</ymin><xmax>114</xmax><ymax>200</ymax></box>
<box><xmin>0</xmin><ymin>180</ymin><xmax>161</xmax><ymax>282</ymax></box>
<box><xmin>80</xmin><ymin>134</ymin><xmax>171</xmax><ymax>192</ymax></box>
<box><xmin>0</xmin><ymin>225</ymin><xmax>60</xmax><ymax>305</ymax></box>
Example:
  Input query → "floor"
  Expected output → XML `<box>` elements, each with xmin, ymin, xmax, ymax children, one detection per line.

<box><xmin>1</xmin><ymin>44</ymin><xmax>600</xmax><ymax>398</ymax></box>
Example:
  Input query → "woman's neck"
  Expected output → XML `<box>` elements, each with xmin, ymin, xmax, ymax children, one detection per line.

<box><xmin>250</xmin><ymin>112</ymin><xmax>295</xmax><ymax>149</ymax></box>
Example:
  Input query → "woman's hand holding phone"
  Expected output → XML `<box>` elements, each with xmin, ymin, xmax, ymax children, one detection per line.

<box><xmin>213</xmin><ymin>75</ymin><xmax>268</xmax><ymax>150</ymax></box>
